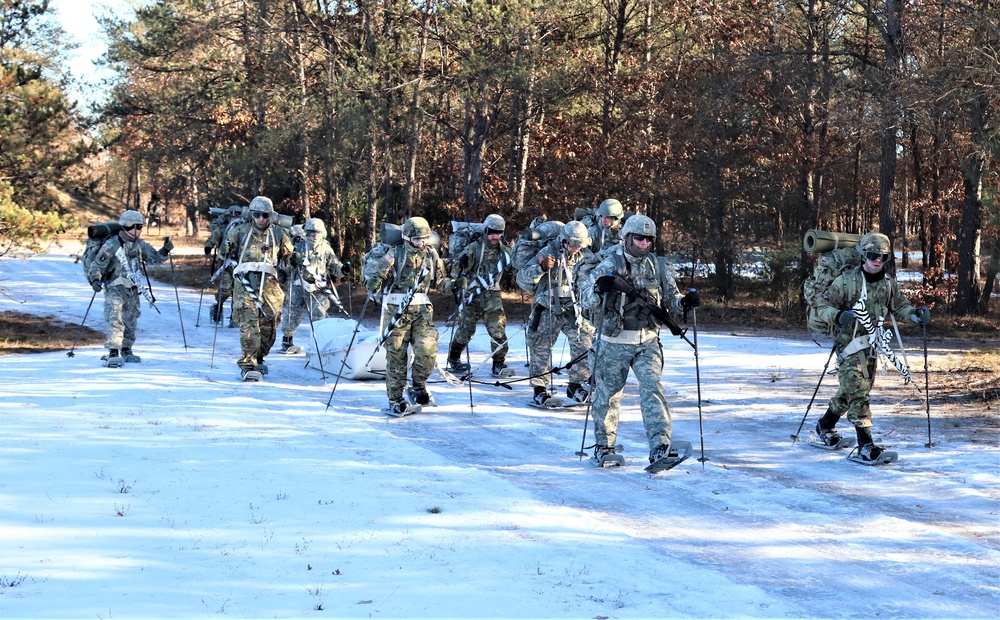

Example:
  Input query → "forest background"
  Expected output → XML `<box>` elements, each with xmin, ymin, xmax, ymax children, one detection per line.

<box><xmin>0</xmin><ymin>0</ymin><xmax>997</xmax><ymax>326</ymax></box>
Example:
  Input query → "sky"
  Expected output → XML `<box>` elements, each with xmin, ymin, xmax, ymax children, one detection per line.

<box><xmin>0</xmin><ymin>241</ymin><xmax>997</xmax><ymax>618</ymax></box>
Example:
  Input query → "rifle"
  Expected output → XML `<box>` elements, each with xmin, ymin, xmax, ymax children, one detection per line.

<box><xmin>451</xmin><ymin>252</ymin><xmax>508</xmax><ymax>320</ymax></box>
<box><xmin>115</xmin><ymin>246</ymin><xmax>160</xmax><ymax>314</ymax></box>
<box><xmin>601</xmin><ymin>272</ymin><xmax>694</xmax><ymax>349</ymax></box>
<box><xmin>365</xmin><ymin>262</ymin><xmax>431</xmax><ymax>367</ymax></box>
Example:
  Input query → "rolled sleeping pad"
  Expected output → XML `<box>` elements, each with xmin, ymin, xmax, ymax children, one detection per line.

<box><xmin>803</xmin><ymin>229</ymin><xmax>862</xmax><ymax>254</ymax></box>
<box><xmin>87</xmin><ymin>221</ymin><xmax>122</xmax><ymax>239</ymax></box>
<box><xmin>379</xmin><ymin>222</ymin><xmax>403</xmax><ymax>246</ymax></box>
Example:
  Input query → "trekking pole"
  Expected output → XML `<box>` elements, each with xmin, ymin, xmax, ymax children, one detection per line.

<box><xmin>577</xmin><ymin>295</ymin><xmax>607</xmax><ymax>458</ymax></box>
<box><xmin>922</xmin><ymin>318</ymin><xmax>933</xmax><ymax>448</ymax></box>
<box><xmin>209</xmin><ymin>301</ymin><xmax>223</xmax><ymax>369</ymax></box>
<box><xmin>520</xmin><ymin>289</ymin><xmax>530</xmax><ymax>367</ymax></box>
<box><xmin>168</xmin><ymin>247</ymin><xmax>189</xmax><ymax>349</ymax></box>
<box><xmin>790</xmin><ymin>338</ymin><xmax>839</xmax><ymax>443</ymax></box>
<box><xmin>691</xmin><ymin>301</ymin><xmax>707</xmax><ymax>467</ymax></box>
<box><xmin>298</xmin><ymin>267</ymin><xmax>327</xmax><ymax>384</ymax></box>
<box><xmin>325</xmin><ymin>294</ymin><xmax>372</xmax><ymax>411</ymax></box>
<box><xmin>195</xmin><ymin>251</ymin><xmax>216</xmax><ymax>328</ymax></box>
<box><xmin>67</xmin><ymin>288</ymin><xmax>100</xmax><ymax>358</ymax></box>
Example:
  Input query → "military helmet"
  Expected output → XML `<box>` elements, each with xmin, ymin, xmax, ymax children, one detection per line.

<box><xmin>119</xmin><ymin>210</ymin><xmax>145</xmax><ymax>228</ymax></box>
<box><xmin>597</xmin><ymin>198</ymin><xmax>624</xmax><ymax>219</ymax></box>
<box><xmin>560</xmin><ymin>220</ymin><xmax>590</xmax><ymax>248</ymax></box>
<box><xmin>856</xmin><ymin>232</ymin><xmax>891</xmax><ymax>256</ymax></box>
<box><xmin>402</xmin><ymin>216</ymin><xmax>432</xmax><ymax>242</ymax></box>
<box><xmin>304</xmin><ymin>218</ymin><xmax>326</xmax><ymax>236</ymax></box>
<box><xmin>248</xmin><ymin>196</ymin><xmax>274</xmax><ymax>215</ymax></box>
<box><xmin>620</xmin><ymin>214</ymin><xmax>656</xmax><ymax>238</ymax></box>
<box><xmin>483</xmin><ymin>213</ymin><xmax>505</xmax><ymax>233</ymax></box>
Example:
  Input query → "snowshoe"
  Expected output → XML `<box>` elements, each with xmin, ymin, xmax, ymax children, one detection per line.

<box><xmin>644</xmin><ymin>440</ymin><xmax>693</xmax><ymax>473</ymax></box>
<box><xmin>210</xmin><ymin>303</ymin><xmax>223</xmax><ymax>324</ymax></box>
<box><xmin>103</xmin><ymin>350</ymin><xmax>124</xmax><ymax>369</ymax></box>
<box><xmin>566</xmin><ymin>382</ymin><xmax>590</xmax><ymax>404</ymax></box>
<box><xmin>241</xmin><ymin>367</ymin><xmax>263</xmax><ymax>382</ymax></box>
<box><xmin>255</xmin><ymin>363</ymin><xmax>269</xmax><ymax>375</ymax></box>
<box><xmin>405</xmin><ymin>385</ymin><xmax>435</xmax><ymax>407</ymax></box>
<box><xmin>592</xmin><ymin>445</ymin><xmax>624</xmax><ymax>468</ymax></box>
<box><xmin>384</xmin><ymin>399</ymin><xmax>423</xmax><ymax>418</ymax></box>
<box><xmin>280</xmin><ymin>337</ymin><xmax>302</xmax><ymax>355</ymax></box>
<box><xmin>445</xmin><ymin>358</ymin><xmax>471</xmax><ymax>374</ymax></box>
<box><xmin>847</xmin><ymin>444</ymin><xmax>898</xmax><ymax>466</ymax></box>
<box><xmin>807</xmin><ymin>424</ymin><xmax>856</xmax><ymax>451</ymax></box>
<box><xmin>491</xmin><ymin>362</ymin><xmax>515</xmax><ymax>379</ymax></box>
<box><xmin>121</xmin><ymin>348</ymin><xmax>141</xmax><ymax>364</ymax></box>
<box><xmin>529</xmin><ymin>390</ymin><xmax>565</xmax><ymax>409</ymax></box>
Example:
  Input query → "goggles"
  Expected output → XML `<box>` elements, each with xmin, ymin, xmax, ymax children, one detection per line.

<box><xmin>486</xmin><ymin>228</ymin><xmax>503</xmax><ymax>236</ymax></box>
<box><xmin>632</xmin><ymin>235</ymin><xmax>654</xmax><ymax>244</ymax></box>
<box><xmin>864</xmin><ymin>251</ymin><xmax>890</xmax><ymax>262</ymax></box>
<box><xmin>251</xmin><ymin>212</ymin><xmax>270</xmax><ymax>220</ymax></box>
<box><xmin>124</xmin><ymin>224</ymin><xmax>143</xmax><ymax>232</ymax></box>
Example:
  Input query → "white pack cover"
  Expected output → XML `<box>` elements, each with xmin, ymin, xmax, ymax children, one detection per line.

<box><xmin>306</xmin><ymin>318</ymin><xmax>387</xmax><ymax>380</ymax></box>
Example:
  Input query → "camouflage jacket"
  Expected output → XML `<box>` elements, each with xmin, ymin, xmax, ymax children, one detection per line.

<box><xmin>451</xmin><ymin>237</ymin><xmax>512</xmax><ymax>313</ymax></box>
<box><xmin>515</xmin><ymin>238</ymin><xmax>594</xmax><ymax>311</ymax></box>
<box><xmin>587</xmin><ymin>223</ymin><xmax>621</xmax><ymax>253</ymax></box>
<box><xmin>220</xmin><ymin>220</ymin><xmax>295</xmax><ymax>277</ymax></box>
<box><xmin>815</xmin><ymin>266</ymin><xmax>917</xmax><ymax>347</ymax></box>
<box><xmin>87</xmin><ymin>233</ymin><xmax>167</xmax><ymax>289</ymax></box>
<box><xmin>366</xmin><ymin>242</ymin><xmax>453</xmax><ymax>305</ymax></box>
<box><xmin>293</xmin><ymin>237</ymin><xmax>344</xmax><ymax>292</ymax></box>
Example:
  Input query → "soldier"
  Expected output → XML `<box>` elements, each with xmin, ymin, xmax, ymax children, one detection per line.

<box><xmin>515</xmin><ymin>220</ymin><xmax>595</xmax><ymax>406</ymax></box>
<box><xmin>588</xmin><ymin>198</ymin><xmax>624</xmax><ymax>253</ymax></box>
<box><xmin>581</xmin><ymin>214</ymin><xmax>700</xmax><ymax>466</ymax></box>
<box><xmin>366</xmin><ymin>216</ymin><xmax>455</xmax><ymax>414</ymax></box>
<box><xmin>813</xmin><ymin>232</ymin><xmax>929</xmax><ymax>462</ymax></box>
<box><xmin>205</xmin><ymin>205</ymin><xmax>243</xmax><ymax>326</ymax></box>
<box><xmin>281</xmin><ymin>218</ymin><xmax>347</xmax><ymax>353</ymax></box>
<box><xmin>445</xmin><ymin>213</ymin><xmax>514</xmax><ymax>378</ymax></box>
<box><xmin>86</xmin><ymin>210</ymin><xmax>174</xmax><ymax>367</ymax></box>
<box><xmin>219</xmin><ymin>196</ymin><xmax>298</xmax><ymax>381</ymax></box>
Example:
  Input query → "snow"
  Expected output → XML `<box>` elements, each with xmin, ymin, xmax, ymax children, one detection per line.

<box><xmin>1</xmin><ymin>247</ymin><xmax>998</xmax><ymax>619</ymax></box>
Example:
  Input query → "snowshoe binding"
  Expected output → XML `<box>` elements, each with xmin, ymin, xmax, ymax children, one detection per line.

<box><xmin>808</xmin><ymin>423</ymin><xmax>856</xmax><ymax>450</ymax></box>
<box><xmin>121</xmin><ymin>348</ymin><xmax>141</xmax><ymax>364</ymax></box>
<box><xmin>847</xmin><ymin>443</ymin><xmax>898</xmax><ymax>466</ymax></box>
<box><xmin>491</xmin><ymin>361</ymin><xmax>515</xmax><ymax>379</ymax></box>
<box><xmin>405</xmin><ymin>385</ymin><xmax>435</xmax><ymax>407</ymax></box>
<box><xmin>566</xmin><ymin>382</ymin><xmax>590</xmax><ymax>404</ymax></box>
<box><xmin>445</xmin><ymin>358</ymin><xmax>471</xmax><ymax>376</ymax></box>
<box><xmin>210</xmin><ymin>303</ymin><xmax>223</xmax><ymax>324</ymax></box>
<box><xmin>592</xmin><ymin>444</ymin><xmax>624</xmax><ymax>468</ymax></box>
<box><xmin>384</xmin><ymin>398</ymin><xmax>422</xmax><ymax>418</ymax></box>
<box><xmin>645</xmin><ymin>440</ymin><xmax>693</xmax><ymax>473</ymax></box>
<box><xmin>102</xmin><ymin>349</ymin><xmax>124</xmax><ymax>369</ymax></box>
<box><xmin>529</xmin><ymin>389</ymin><xmax>565</xmax><ymax>409</ymax></box>
<box><xmin>280</xmin><ymin>337</ymin><xmax>302</xmax><ymax>355</ymax></box>
<box><xmin>240</xmin><ymin>367</ymin><xmax>263</xmax><ymax>382</ymax></box>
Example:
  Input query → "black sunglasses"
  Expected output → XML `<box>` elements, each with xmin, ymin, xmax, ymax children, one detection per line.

<box><xmin>865</xmin><ymin>251</ymin><xmax>891</xmax><ymax>262</ymax></box>
<box><xmin>252</xmin><ymin>212</ymin><xmax>270</xmax><ymax>220</ymax></box>
<box><xmin>124</xmin><ymin>224</ymin><xmax>143</xmax><ymax>231</ymax></box>
<box><xmin>633</xmin><ymin>235</ymin><xmax>654</xmax><ymax>243</ymax></box>
<box><xmin>486</xmin><ymin>228</ymin><xmax>503</xmax><ymax>236</ymax></box>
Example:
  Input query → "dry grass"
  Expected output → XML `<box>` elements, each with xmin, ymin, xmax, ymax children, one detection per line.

<box><xmin>0</xmin><ymin>311</ymin><xmax>103</xmax><ymax>355</ymax></box>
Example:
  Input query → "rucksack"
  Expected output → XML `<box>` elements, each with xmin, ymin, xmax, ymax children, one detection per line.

<box><xmin>512</xmin><ymin>216</ymin><xmax>564</xmax><ymax>272</ymax></box>
<box><xmin>82</xmin><ymin>221</ymin><xmax>121</xmax><ymax>283</ymax></box>
<box><xmin>449</xmin><ymin>221</ymin><xmax>484</xmax><ymax>259</ymax></box>
<box><xmin>803</xmin><ymin>246</ymin><xmax>863</xmax><ymax>336</ymax></box>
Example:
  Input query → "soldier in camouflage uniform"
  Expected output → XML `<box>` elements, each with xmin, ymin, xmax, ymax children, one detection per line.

<box><xmin>281</xmin><ymin>218</ymin><xmax>346</xmax><ymax>352</ymax></box>
<box><xmin>515</xmin><ymin>220</ymin><xmax>595</xmax><ymax>406</ymax></box>
<box><xmin>204</xmin><ymin>205</ymin><xmax>243</xmax><ymax>326</ymax></box>
<box><xmin>446</xmin><ymin>213</ymin><xmax>514</xmax><ymax>378</ymax></box>
<box><xmin>581</xmin><ymin>215</ymin><xmax>699</xmax><ymax>465</ymax></box>
<box><xmin>813</xmin><ymin>232</ymin><xmax>929</xmax><ymax>462</ymax></box>
<box><xmin>366</xmin><ymin>217</ymin><xmax>455</xmax><ymax>414</ymax></box>
<box><xmin>219</xmin><ymin>196</ymin><xmax>298</xmax><ymax>380</ymax></box>
<box><xmin>86</xmin><ymin>210</ymin><xmax>174</xmax><ymax>367</ymax></box>
<box><xmin>587</xmin><ymin>198</ymin><xmax>624</xmax><ymax>253</ymax></box>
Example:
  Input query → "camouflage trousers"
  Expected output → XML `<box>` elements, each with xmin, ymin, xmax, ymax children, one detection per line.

<box><xmin>282</xmin><ymin>285</ymin><xmax>330</xmax><ymax>339</ymax></box>
<box><xmin>233</xmin><ymin>273</ymin><xmax>284</xmax><ymax>369</ymax></box>
<box><xmin>526</xmin><ymin>305</ymin><xmax>593</xmax><ymax>388</ymax></box>
<box><xmin>827</xmin><ymin>350</ymin><xmax>878</xmax><ymax>428</ymax></box>
<box><xmin>449</xmin><ymin>302</ymin><xmax>508</xmax><ymax>363</ymax></box>
<box><xmin>215</xmin><ymin>269</ymin><xmax>234</xmax><ymax>303</ymax></box>
<box><xmin>591</xmin><ymin>337</ymin><xmax>671</xmax><ymax>452</ymax></box>
<box><xmin>382</xmin><ymin>303</ymin><xmax>438</xmax><ymax>401</ymax></box>
<box><xmin>102</xmin><ymin>285</ymin><xmax>142</xmax><ymax>351</ymax></box>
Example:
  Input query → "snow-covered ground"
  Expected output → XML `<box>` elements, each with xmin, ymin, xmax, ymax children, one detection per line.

<box><xmin>0</xmin><ymin>247</ymin><xmax>997</xmax><ymax>619</ymax></box>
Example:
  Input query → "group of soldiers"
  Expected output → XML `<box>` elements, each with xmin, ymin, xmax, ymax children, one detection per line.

<box><xmin>83</xmin><ymin>197</ymin><xmax>930</xmax><ymax>467</ymax></box>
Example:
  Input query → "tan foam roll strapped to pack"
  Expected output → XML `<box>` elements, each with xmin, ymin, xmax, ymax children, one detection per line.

<box><xmin>803</xmin><ymin>229</ymin><xmax>863</xmax><ymax>254</ymax></box>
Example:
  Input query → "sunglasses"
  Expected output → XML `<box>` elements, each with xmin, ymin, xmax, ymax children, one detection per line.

<box><xmin>865</xmin><ymin>251</ymin><xmax>891</xmax><ymax>262</ymax></box>
<box><xmin>633</xmin><ymin>235</ymin><xmax>654</xmax><ymax>243</ymax></box>
<box><xmin>486</xmin><ymin>228</ymin><xmax>503</xmax><ymax>236</ymax></box>
<box><xmin>124</xmin><ymin>224</ymin><xmax>143</xmax><ymax>232</ymax></box>
<box><xmin>252</xmin><ymin>212</ymin><xmax>270</xmax><ymax>220</ymax></box>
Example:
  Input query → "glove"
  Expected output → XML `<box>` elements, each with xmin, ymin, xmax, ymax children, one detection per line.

<box><xmin>910</xmin><ymin>306</ymin><xmax>931</xmax><ymax>325</ymax></box>
<box><xmin>341</xmin><ymin>263</ymin><xmax>352</xmax><ymax>277</ymax></box>
<box><xmin>538</xmin><ymin>255</ymin><xmax>556</xmax><ymax>270</ymax></box>
<box><xmin>91</xmin><ymin>280</ymin><xmax>103</xmax><ymax>293</ymax></box>
<box><xmin>204</xmin><ymin>245</ymin><xmax>213</xmax><ymax>256</ymax></box>
<box><xmin>595</xmin><ymin>275</ymin><xmax>617</xmax><ymax>294</ymax></box>
<box><xmin>160</xmin><ymin>237</ymin><xmax>174</xmax><ymax>254</ymax></box>
<box><xmin>289</xmin><ymin>252</ymin><xmax>303</xmax><ymax>268</ymax></box>
<box><xmin>453</xmin><ymin>276</ymin><xmax>468</xmax><ymax>293</ymax></box>
<box><xmin>836</xmin><ymin>310</ymin><xmax>855</xmax><ymax>326</ymax></box>
<box><xmin>681</xmin><ymin>289</ymin><xmax>701</xmax><ymax>309</ymax></box>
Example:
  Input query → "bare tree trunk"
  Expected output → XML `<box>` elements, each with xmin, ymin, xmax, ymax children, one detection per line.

<box><xmin>877</xmin><ymin>0</ymin><xmax>903</xmax><ymax>239</ymax></box>
<box><xmin>402</xmin><ymin>0</ymin><xmax>431</xmax><ymax>217</ymax></box>
<box><xmin>954</xmin><ymin>96</ymin><xmax>987</xmax><ymax>314</ymax></box>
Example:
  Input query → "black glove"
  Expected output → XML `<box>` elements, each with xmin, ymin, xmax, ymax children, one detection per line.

<box><xmin>91</xmin><ymin>280</ymin><xmax>103</xmax><ymax>293</ymax></box>
<box><xmin>595</xmin><ymin>274</ymin><xmax>617</xmax><ymax>294</ymax></box>
<box><xmin>204</xmin><ymin>245</ymin><xmax>213</xmax><ymax>256</ymax></box>
<box><xmin>160</xmin><ymin>237</ymin><xmax>174</xmax><ymax>254</ymax></box>
<box><xmin>289</xmin><ymin>252</ymin><xmax>303</xmax><ymax>268</ymax></box>
<box><xmin>836</xmin><ymin>310</ymin><xmax>855</xmax><ymax>326</ymax></box>
<box><xmin>681</xmin><ymin>289</ymin><xmax>700</xmax><ymax>309</ymax></box>
<box><xmin>910</xmin><ymin>306</ymin><xmax>931</xmax><ymax>325</ymax></box>
<box><xmin>341</xmin><ymin>263</ymin><xmax>352</xmax><ymax>277</ymax></box>
<box><xmin>453</xmin><ymin>276</ymin><xmax>469</xmax><ymax>293</ymax></box>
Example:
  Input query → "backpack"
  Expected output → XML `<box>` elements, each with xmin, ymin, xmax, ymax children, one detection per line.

<box><xmin>449</xmin><ymin>221</ymin><xmax>484</xmax><ymax>259</ymax></box>
<box><xmin>573</xmin><ymin>208</ymin><xmax>598</xmax><ymax>229</ymax></box>
<box><xmin>82</xmin><ymin>221</ymin><xmax>121</xmax><ymax>283</ymax></box>
<box><xmin>803</xmin><ymin>246</ymin><xmax>863</xmax><ymax>336</ymax></box>
<box><xmin>512</xmin><ymin>216</ymin><xmax>564</xmax><ymax>272</ymax></box>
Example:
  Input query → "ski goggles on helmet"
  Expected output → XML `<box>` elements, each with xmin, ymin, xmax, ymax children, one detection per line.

<box><xmin>124</xmin><ymin>224</ymin><xmax>143</xmax><ymax>232</ymax></box>
<box><xmin>864</xmin><ymin>251</ymin><xmax>890</xmax><ymax>262</ymax></box>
